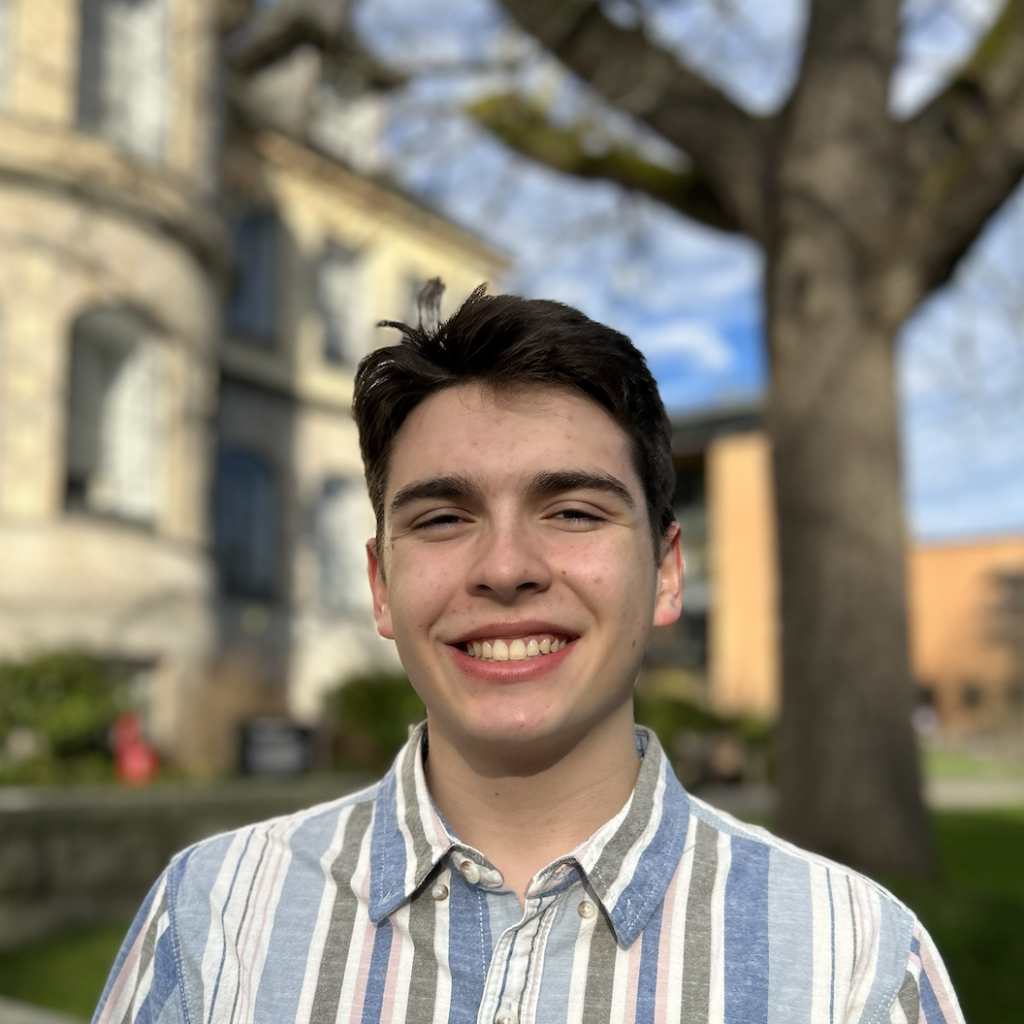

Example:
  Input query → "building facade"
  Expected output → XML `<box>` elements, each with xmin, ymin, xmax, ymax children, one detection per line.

<box><xmin>0</xmin><ymin>0</ymin><xmax>503</xmax><ymax>772</ymax></box>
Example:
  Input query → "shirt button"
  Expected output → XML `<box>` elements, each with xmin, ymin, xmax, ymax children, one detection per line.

<box><xmin>495</xmin><ymin>1004</ymin><xmax>518</xmax><ymax>1024</ymax></box>
<box><xmin>431</xmin><ymin>883</ymin><xmax>449</xmax><ymax>901</ymax></box>
<box><xmin>459</xmin><ymin>860</ymin><xmax>481</xmax><ymax>885</ymax></box>
<box><xmin>578</xmin><ymin>899</ymin><xmax>597</xmax><ymax>919</ymax></box>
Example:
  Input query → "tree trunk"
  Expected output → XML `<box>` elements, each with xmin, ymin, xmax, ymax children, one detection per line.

<box><xmin>767</xmin><ymin>181</ymin><xmax>934</xmax><ymax>878</ymax></box>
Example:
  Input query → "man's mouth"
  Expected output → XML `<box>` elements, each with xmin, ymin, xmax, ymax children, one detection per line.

<box><xmin>458</xmin><ymin>634</ymin><xmax>574</xmax><ymax>662</ymax></box>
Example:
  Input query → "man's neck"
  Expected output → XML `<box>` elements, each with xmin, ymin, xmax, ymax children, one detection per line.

<box><xmin>423</xmin><ymin>706</ymin><xmax>642</xmax><ymax>905</ymax></box>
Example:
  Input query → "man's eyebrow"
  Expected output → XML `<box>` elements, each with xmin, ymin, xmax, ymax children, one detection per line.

<box><xmin>388</xmin><ymin>474</ymin><xmax>483</xmax><ymax>519</ymax></box>
<box><xmin>527</xmin><ymin>470</ymin><xmax>637</xmax><ymax>511</ymax></box>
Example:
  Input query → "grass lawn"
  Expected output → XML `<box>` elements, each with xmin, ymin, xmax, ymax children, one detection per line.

<box><xmin>0</xmin><ymin>920</ymin><xmax>128</xmax><ymax>1018</ymax></box>
<box><xmin>0</xmin><ymin>811</ymin><xmax>1021</xmax><ymax>1021</ymax></box>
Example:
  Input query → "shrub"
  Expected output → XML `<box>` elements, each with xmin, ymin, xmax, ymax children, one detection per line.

<box><xmin>0</xmin><ymin>653</ymin><xmax>122</xmax><ymax>784</ymax></box>
<box><xmin>322</xmin><ymin>670</ymin><xmax>425</xmax><ymax>774</ymax></box>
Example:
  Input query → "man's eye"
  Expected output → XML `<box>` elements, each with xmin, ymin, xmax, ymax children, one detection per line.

<box><xmin>554</xmin><ymin>508</ymin><xmax>602</xmax><ymax>523</ymax></box>
<box><xmin>413</xmin><ymin>513</ymin><xmax>464</xmax><ymax>529</ymax></box>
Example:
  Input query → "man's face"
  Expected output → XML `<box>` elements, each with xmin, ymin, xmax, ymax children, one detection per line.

<box><xmin>367</xmin><ymin>384</ymin><xmax>682</xmax><ymax>757</ymax></box>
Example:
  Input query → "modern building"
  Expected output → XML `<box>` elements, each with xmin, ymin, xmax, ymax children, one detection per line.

<box><xmin>0</xmin><ymin>0</ymin><xmax>503</xmax><ymax>772</ymax></box>
<box><xmin>658</xmin><ymin>406</ymin><xmax>1024</xmax><ymax>735</ymax></box>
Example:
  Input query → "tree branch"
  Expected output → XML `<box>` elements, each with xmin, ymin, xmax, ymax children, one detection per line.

<box><xmin>469</xmin><ymin>93</ymin><xmax>739</xmax><ymax>232</ymax></box>
<box><xmin>901</xmin><ymin>0</ymin><xmax>1024</xmax><ymax>292</ymax></box>
<box><xmin>496</xmin><ymin>0</ymin><xmax>772</xmax><ymax>241</ymax></box>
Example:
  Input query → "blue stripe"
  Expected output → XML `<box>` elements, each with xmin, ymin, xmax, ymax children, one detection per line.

<box><xmin>134</xmin><ymin>927</ymin><xmax>180</xmax><ymax>1024</ymax></box>
<box><xmin>610</xmin><ymin>764</ymin><xmax>690</xmax><ymax>946</ymax></box>
<box><xmin>360</xmin><ymin>918</ymin><xmax>394</xmax><ymax>1024</ymax></box>
<box><xmin>919</xmin><ymin>959</ymin><xmax>945</xmax><ymax>1023</ymax></box>
<box><xmin>369</xmin><ymin>771</ymin><xmax>406</xmax><ymax>920</ymax></box>
<box><xmin>446</xmin><ymin>879</ymin><xmax>492</xmax><ymax>1024</ymax></box>
<box><xmin>634</xmin><ymin>898</ymin><xmax>664</xmax><ymax>1024</ymax></box>
<box><xmin>724</xmin><ymin>836</ymin><xmax>770</xmax><ymax>1024</ymax></box>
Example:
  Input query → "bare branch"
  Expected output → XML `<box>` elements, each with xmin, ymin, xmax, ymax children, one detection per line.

<box><xmin>901</xmin><ymin>0</ymin><xmax>1024</xmax><ymax>292</ymax></box>
<box><xmin>469</xmin><ymin>92</ymin><xmax>739</xmax><ymax>231</ymax></box>
<box><xmin>495</xmin><ymin>0</ymin><xmax>772</xmax><ymax>240</ymax></box>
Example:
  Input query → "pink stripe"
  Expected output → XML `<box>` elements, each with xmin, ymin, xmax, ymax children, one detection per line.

<box><xmin>653</xmin><ymin>863</ymin><xmax>680</xmax><ymax>1024</ymax></box>
<box><xmin>347</xmin><ymin>862</ymin><xmax>377</xmax><ymax>1024</ymax></box>
<box><xmin>378</xmin><ymin>917</ymin><xmax>405</xmax><ymax>1022</ymax></box>
<box><xmin>917</xmin><ymin>928</ymin><xmax>959</xmax><ymax>1023</ymax></box>
<box><xmin>623</xmin><ymin>937</ymin><xmax>642</xmax><ymax>1024</ymax></box>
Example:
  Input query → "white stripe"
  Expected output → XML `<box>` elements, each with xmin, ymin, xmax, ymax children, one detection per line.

<box><xmin>830</xmin><ymin>872</ymin><xmax>856</xmax><ymax>1019</ymax></box>
<box><xmin>707</xmin><ymin>830</ymin><xmax>731</xmax><ymax>1024</ymax></box>
<box><xmin>809</xmin><ymin>863</ymin><xmax>835</xmax><ymax>1024</ymax></box>
<box><xmin>608</xmin><ymin>937</ymin><xmax>635</xmax><ymax>1024</ymax></box>
<box><xmin>664</xmin><ymin>814</ymin><xmax>698</xmax><ymax>1024</ymax></box>
<box><xmin>384</xmin><ymin>902</ymin><xmax>415</xmax><ymax>1023</ymax></box>
<box><xmin>200</xmin><ymin>829</ymin><xmax>258</xmax><ymax>1023</ymax></box>
<box><xmin>565</xmin><ymin>899</ymin><xmax>598</xmax><ymax>1024</ymax></box>
<box><xmin>393</xmin><ymin>754</ymin><xmax>420</xmax><ymax>895</ymax></box>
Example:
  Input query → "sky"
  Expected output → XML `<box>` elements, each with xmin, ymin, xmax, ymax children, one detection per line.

<box><xmin>346</xmin><ymin>0</ymin><xmax>1024</xmax><ymax>542</ymax></box>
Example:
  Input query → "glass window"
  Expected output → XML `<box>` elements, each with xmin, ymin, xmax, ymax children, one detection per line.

<box><xmin>65</xmin><ymin>308</ymin><xmax>161</xmax><ymax>522</ymax></box>
<box><xmin>314</xmin><ymin>242</ymin><xmax>363</xmax><ymax>365</ymax></box>
<box><xmin>226</xmin><ymin>212</ymin><xmax>278</xmax><ymax>345</ymax></box>
<box><xmin>215</xmin><ymin>449</ymin><xmax>278</xmax><ymax>598</ymax></box>
<box><xmin>77</xmin><ymin>0</ymin><xmax>169</xmax><ymax>163</ymax></box>
<box><xmin>315</xmin><ymin>476</ymin><xmax>373</xmax><ymax>612</ymax></box>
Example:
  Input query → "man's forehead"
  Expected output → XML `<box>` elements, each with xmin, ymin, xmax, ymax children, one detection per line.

<box><xmin>384</xmin><ymin>384</ymin><xmax>637</xmax><ymax>497</ymax></box>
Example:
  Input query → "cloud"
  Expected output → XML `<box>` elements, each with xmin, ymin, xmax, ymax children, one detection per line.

<box><xmin>635</xmin><ymin>320</ymin><xmax>735</xmax><ymax>372</ymax></box>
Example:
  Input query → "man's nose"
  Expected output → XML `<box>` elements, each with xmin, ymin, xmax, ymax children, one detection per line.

<box><xmin>468</xmin><ymin>521</ymin><xmax>552</xmax><ymax>602</ymax></box>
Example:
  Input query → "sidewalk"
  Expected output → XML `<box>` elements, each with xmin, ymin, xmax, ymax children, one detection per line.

<box><xmin>0</xmin><ymin>997</ymin><xmax>85</xmax><ymax>1024</ymax></box>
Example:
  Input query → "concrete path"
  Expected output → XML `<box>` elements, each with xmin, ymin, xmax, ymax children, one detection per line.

<box><xmin>0</xmin><ymin>997</ymin><xmax>85</xmax><ymax>1024</ymax></box>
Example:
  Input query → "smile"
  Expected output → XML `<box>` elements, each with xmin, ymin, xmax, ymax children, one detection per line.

<box><xmin>460</xmin><ymin>634</ymin><xmax>573</xmax><ymax>661</ymax></box>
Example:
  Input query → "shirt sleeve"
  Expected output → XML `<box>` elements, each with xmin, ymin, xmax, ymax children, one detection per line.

<box><xmin>92</xmin><ymin>869</ymin><xmax>183</xmax><ymax>1024</ymax></box>
<box><xmin>888</xmin><ymin>920</ymin><xmax>966</xmax><ymax>1024</ymax></box>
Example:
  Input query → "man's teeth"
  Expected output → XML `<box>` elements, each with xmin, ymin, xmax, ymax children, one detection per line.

<box><xmin>465</xmin><ymin>637</ymin><xmax>569</xmax><ymax>661</ymax></box>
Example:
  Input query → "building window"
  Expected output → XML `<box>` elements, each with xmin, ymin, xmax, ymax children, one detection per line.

<box><xmin>226</xmin><ymin>212</ymin><xmax>278</xmax><ymax>345</ymax></box>
<box><xmin>77</xmin><ymin>0</ymin><xmax>169</xmax><ymax>163</ymax></box>
<box><xmin>315</xmin><ymin>242</ymin><xmax>363</xmax><ymax>365</ymax></box>
<box><xmin>314</xmin><ymin>476</ymin><xmax>373</xmax><ymax>613</ymax></box>
<box><xmin>215</xmin><ymin>449</ymin><xmax>278</xmax><ymax>598</ymax></box>
<box><xmin>65</xmin><ymin>308</ymin><xmax>161</xmax><ymax>522</ymax></box>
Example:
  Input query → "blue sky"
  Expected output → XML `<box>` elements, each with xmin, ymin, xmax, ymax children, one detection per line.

<box><xmin>350</xmin><ymin>0</ymin><xmax>1024</xmax><ymax>541</ymax></box>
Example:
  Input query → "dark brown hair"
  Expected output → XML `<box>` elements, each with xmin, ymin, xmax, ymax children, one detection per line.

<box><xmin>353</xmin><ymin>286</ymin><xmax>675</xmax><ymax>557</ymax></box>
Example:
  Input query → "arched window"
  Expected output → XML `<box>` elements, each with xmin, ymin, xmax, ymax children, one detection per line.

<box><xmin>314</xmin><ymin>242</ymin><xmax>364</xmax><ymax>366</ymax></box>
<box><xmin>215</xmin><ymin>449</ymin><xmax>278</xmax><ymax>598</ymax></box>
<box><xmin>77</xmin><ymin>0</ymin><xmax>169</xmax><ymax>163</ymax></box>
<box><xmin>65</xmin><ymin>308</ymin><xmax>161</xmax><ymax>522</ymax></box>
<box><xmin>315</xmin><ymin>476</ymin><xmax>373</xmax><ymax>613</ymax></box>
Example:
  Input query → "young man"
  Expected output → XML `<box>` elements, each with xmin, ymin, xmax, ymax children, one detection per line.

<box><xmin>96</xmin><ymin>288</ymin><xmax>964</xmax><ymax>1024</ymax></box>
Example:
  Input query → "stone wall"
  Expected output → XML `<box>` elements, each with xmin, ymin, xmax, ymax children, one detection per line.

<box><xmin>0</xmin><ymin>775</ymin><xmax>372</xmax><ymax>951</ymax></box>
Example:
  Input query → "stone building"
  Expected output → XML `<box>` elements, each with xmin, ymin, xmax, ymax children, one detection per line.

<box><xmin>0</xmin><ymin>0</ymin><xmax>503</xmax><ymax>772</ymax></box>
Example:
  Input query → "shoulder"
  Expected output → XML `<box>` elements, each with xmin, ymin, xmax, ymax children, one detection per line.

<box><xmin>165</xmin><ymin>777</ymin><xmax>384</xmax><ymax>897</ymax></box>
<box><xmin>683</xmin><ymin>793</ymin><xmax>920</xmax><ymax>1020</ymax></box>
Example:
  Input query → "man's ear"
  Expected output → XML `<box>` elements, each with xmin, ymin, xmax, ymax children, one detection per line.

<box><xmin>652</xmin><ymin>521</ymin><xmax>684</xmax><ymax>628</ymax></box>
<box><xmin>367</xmin><ymin>538</ymin><xmax>394</xmax><ymax>640</ymax></box>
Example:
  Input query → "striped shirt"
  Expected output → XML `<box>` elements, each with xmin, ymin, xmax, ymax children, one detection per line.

<box><xmin>94</xmin><ymin>726</ymin><xmax>964</xmax><ymax>1024</ymax></box>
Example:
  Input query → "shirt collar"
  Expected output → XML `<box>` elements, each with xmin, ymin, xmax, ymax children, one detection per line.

<box><xmin>368</xmin><ymin>723</ymin><xmax>691</xmax><ymax>947</ymax></box>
